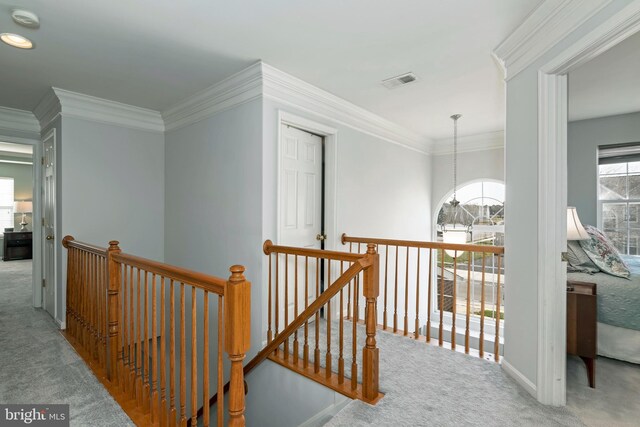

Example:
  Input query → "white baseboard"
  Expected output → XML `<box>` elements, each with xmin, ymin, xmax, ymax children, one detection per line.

<box><xmin>298</xmin><ymin>393</ymin><xmax>351</xmax><ymax>427</ymax></box>
<box><xmin>56</xmin><ymin>319</ymin><xmax>66</xmax><ymax>330</ymax></box>
<box><xmin>501</xmin><ymin>358</ymin><xmax>536</xmax><ymax>397</ymax></box>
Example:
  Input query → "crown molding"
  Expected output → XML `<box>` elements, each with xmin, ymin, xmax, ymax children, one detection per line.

<box><xmin>0</xmin><ymin>106</ymin><xmax>40</xmax><ymax>136</ymax></box>
<box><xmin>493</xmin><ymin>0</ymin><xmax>613</xmax><ymax>81</ymax></box>
<box><xmin>261</xmin><ymin>63</ymin><xmax>429</xmax><ymax>153</ymax></box>
<box><xmin>33</xmin><ymin>89</ymin><xmax>61</xmax><ymax>130</ymax></box>
<box><xmin>429</xmin><ymin>130</ymin><xmax>504</xmax><ymax>156</ymax></box>
<box><xmin>52</xmin><ymin>88</ymin><xmax>164</xmax><ymax>132</ymax></box>
<box><xmin>162</xmin><ymin>62</ymin><xmax>263</xmax><ymax>132</ymax></box>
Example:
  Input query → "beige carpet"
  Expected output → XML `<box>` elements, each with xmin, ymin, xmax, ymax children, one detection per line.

<box><xmin>0</xmin><ymin>260</ymin><xmax>134</xmax><ymax>426</ymax></box>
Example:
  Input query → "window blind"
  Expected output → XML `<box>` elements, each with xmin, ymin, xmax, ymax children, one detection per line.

<box><xmin>598</xmin><ymin>142</ymin><xmax>640</xmax><ymax>165</ymax></box>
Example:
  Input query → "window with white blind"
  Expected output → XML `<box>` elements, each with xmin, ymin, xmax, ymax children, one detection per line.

<box><xmin>598</xmin><ymin>143</ymin><xmax>640</xmax><ymax>255</ymax></box>
<box><xmin>0</xmin><ymin>177</ymin><xmax>14</xmax><ymax>234</ymax></box>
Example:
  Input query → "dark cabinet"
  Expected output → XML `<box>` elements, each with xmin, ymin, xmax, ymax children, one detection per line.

<box><xmin>3</xmin><ymin>231</ymin><xmax>33</xmax><ymax>261</ymax></box>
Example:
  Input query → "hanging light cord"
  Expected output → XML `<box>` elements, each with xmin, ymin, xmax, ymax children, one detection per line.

<box><xmin>451</xmin><ymin>114</ymin><xmax>461</xmax><ymax>208</ymax></box>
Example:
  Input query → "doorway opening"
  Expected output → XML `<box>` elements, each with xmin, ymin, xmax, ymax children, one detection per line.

<box><xmin>0</xmin><ymin>140</ymin><xmax>37</xmax><ymax>313</ymax></box>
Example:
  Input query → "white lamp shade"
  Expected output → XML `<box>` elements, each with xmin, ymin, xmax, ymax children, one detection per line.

<box><xmin>13</xmin><ymin>200</ymin><xmax>32</xmax><ymax>213</ymax></box>
<box><xmin>567</xmin><ymin>207</ymin><xmax>589</xmax><ymax>240</ymax></box>
<box><xmin>443</xmin><ymin>227</ymin><xmax>467</xmax><ymax>258</ymax></box>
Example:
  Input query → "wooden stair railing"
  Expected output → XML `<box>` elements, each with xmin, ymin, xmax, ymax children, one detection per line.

<box><xmin>194</xmin><ymin>240</ymin><xmax>382</xmax><ymax>423</ymax></box>
<box><xmin>62</xmin><ymin>235</ymin><xmax>251</xmax><ymax>427</ymax></box>
<box><xmin>341</xmin><ymin>233</ymin><xmax>504</xmax><ymax>361</ymax></box>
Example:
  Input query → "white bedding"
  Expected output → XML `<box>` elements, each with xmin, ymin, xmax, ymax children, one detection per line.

<box><xmin>598</xmin><ymin>322</ymin><xmax>640</xmax><ymax>364</ymax></box>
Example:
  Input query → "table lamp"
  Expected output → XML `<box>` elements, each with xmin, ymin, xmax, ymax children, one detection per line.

<box><xmin>14</xmin><ymin>200</ymin><xmax>32</xmax><ymax>231</ymax></box>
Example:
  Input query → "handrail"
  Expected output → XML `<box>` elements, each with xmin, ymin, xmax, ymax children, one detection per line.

<box><xmin>341</xmin><ymin>233</ymin><xmax>505</xmax><ymax>255</ymax></box>
<box><xmin>263</xmin><ymin>239</ymin><xmax>367</xmax><ymax>262</ymax></box>
<box><xmin>62</xmin><ymin>236</ymin><xmax>108</xmax><ymax>256</ymax></box>
<box><xmin>112</xmin><ymin>252</ymin><xmax>227</xmax><ymax>295</ymax></box>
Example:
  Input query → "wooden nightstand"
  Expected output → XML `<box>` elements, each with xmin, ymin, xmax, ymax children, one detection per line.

<box><xmin>3</xmin><ymin>231</ymin><xmax>33</xmax><ymax>261</ymax></box>
<box><xmin>566</xmin><ymin>280</ymin><xmax>597</xmax><ymax>388</ymax></box>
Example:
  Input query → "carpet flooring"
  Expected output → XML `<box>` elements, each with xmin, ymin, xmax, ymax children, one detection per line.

<box><xmin>311</xmin><ymin>322</ymin><xmax>584</xmax><ymax>427</ymax></box>
<box><xmin>0</xmin><ymin>260</ymin><xmax>133</xmax><ymax>426</ymax></box>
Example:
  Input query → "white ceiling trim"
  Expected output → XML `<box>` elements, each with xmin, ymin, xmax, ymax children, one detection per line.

<box><xmin>0</xmin><ymin>106</ymin><xmax>40</xmax><ymax>136</ymax></box>
<box><xmin>493</xmin><ymin>0</ymin><xmax>613</xmax><ymax>80</ymax></box>
<box><xmin>261</xmin><ymin>63</ymin><xmax>430</xmax><ymax>153</ymax></box>
<box><xmin>33</xmin><ymin>89</ymin><xmax>61</xmax><ymax>130</ymax></box>
<box><xmin>163</xmin><ymin>62</ymin><xmax>263</xmax><ymax>132</ymax></box>
<box><xmin>52</xmin><ymin>88</ymin><xmax>165</xmax><ymax>133</ymax></box>
<box><xmin>429</xmin><ymin>130</ymin><xmax>504</xmax><ymax>156</ymax></box>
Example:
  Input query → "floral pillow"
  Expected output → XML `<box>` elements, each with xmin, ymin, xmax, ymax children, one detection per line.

<box><xmin>579</xmin><ymin>225</ymin><xmax>630</xmax><ymax>279</ymax></box>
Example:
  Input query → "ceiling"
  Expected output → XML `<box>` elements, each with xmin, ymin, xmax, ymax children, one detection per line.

<box><xmin>0</xmin><ymin>0</ymin><xmax>541</xmax><ymax>140</ymax></box>
<box><xmin>569</xmin><ymin>30</ymin><xmax>640</xmax><ymax>122</ymax></box>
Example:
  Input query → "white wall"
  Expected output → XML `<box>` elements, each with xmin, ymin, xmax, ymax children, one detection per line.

<box><xmin>431</xmin><ymin>147</ymin><xmax>504</xmax><ymax>218</ymax></box>
<box><xmin>59</xmin><ymin>116</ymin><xmax>165</xmax><ymax>323</ymax></box>
<box><xmin>568</xmin><ymin>111</ymin><xmax>640</xmax><ymax>227</ymax></box>
<box><xmin>503</xmin><ymin>0</ymin><xmax>633</xmax><ymax>393</ymax></box>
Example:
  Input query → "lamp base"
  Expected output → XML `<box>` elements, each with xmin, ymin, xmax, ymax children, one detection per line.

<box><xmin>19</xmin><ymin>221</ymin><xmax>28</xmax><ymax>232</ymax></box>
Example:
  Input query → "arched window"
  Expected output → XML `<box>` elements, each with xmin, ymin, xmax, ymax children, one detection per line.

<box><xmin>437</xmin><ymin>181</ymin><xmax>505</xmax><ymax>246</ymax></box>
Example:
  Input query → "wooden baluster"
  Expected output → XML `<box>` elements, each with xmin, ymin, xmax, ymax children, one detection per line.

<box><xmin>179</xmin><ymin>283</ymin><xmax>186</xmax><ymax>427</ymax></box>
<box><xmin>121</xmin><ymin>264</ymin><xmax>128</xmax><ymax>391</ymax></box>
<box><xmin>284</xmin><ymin>254</ymin><xmax>289</xmax><ymax>359</ymax></box>
<box><xmin>170</xmin><ymin>280</ymin><xmax>177</xmax><ymax>427</ymax></box>
<box><xmin>347</xmin><ymin>243</ymin><xmax>352</xmax><ymax>320</ymax></box>
<box><xmin>136</xmin><ymin>268</ymin><xmax>143</xmax><ymax>406</ymax></box>
<box><xmin>452</xmin><ymin>252</ymin><xmax>457</xmax><ymax>351</ymax></box>
<box><xmin>393</xmin><ymin>245</ymin><xmax>399</xmax><ymax>333</ymax></box>
<box><xmin>351</xmin><ymin>275</ymin><xmax>359</xmax><ymax>391</ymax></box>
<box><xmin>226</xmin><ymin>265</ymin><xmax>251</xmax><ymax>427</ymax></box>
<box><xmin>427</xmin><ymin>249</ymin><xmax>432</xmax><ymax>343</ymax></box>
<box><xmin>79</xmin><ymin>250</ymin><xmax>84</xmax><ymax>348</ymax></box>
<box><xmin>217</xmin><ymin>295</ymin><xmax>224</xmax><ymax>427</ymax></box>
<box><xmin>92</xmin><ymin>253</ymin><xmax>98</xmax><ymax>360</ymax></box>
<box><xmin>293</xmin><ymin>255</ymin><xmax>299</xmax><ymax>364</ymax></box>
<box><xmin>325</xmin><ymin>260</ymin><xmax>332</xmax><ymax>379</ymax></box>
<box><xmin>202</xmin><ymin>290</ymin><xmax>210</xmax><ymax>427</ymax></box>
<box><xmin>358</xmin><ymin>243</ymin><xmax>362</xmax><ymax>254</ymax></box>
<box><xmin>338</xmin><ymin>260</ymin><xmax>345</xmax><ymax>384</ymax></box>
<box><xmin>275</xmin><ymin>253</ymin><xmax>279</xmax><ymax>347</ymax></box>
<box><xmin>152</xmin><ymin>274</ymin><xmax>159</xmax><ymax>423</ymax></box>
<box><xmin>314</xmin><ymin>257</ymin><xmax>320</xmax><ymax>374</ymax></box>
<box><xmin>160</xmin><ymin>276</ymin><xmax>168</xmax><ymax>427</ymax></box>
<box><xmin>362</xmin><ymin>243</ymin><xmax>379</xmax><ymax>402</ymax></box>
<box><xmin>101</xmin><ymin>256</ymin><xmax>107</xmax><ymax>369</ymax></box>
<box><xmin>190</xmin><ymin>287</ymin><xmax>197</xmax><ymax>427</ymax></box>
<box><xmin>494</xmin><ymin>255</ymin><xmax>502</xmax><ymax>362</ymax></box>
<box><xmin>383</xmin><ymin>245</ymin><xmax>389</xmax><ymax>330</ymax></box>
<box><xmin>129</xmin><ymin>266</ymin><xmax>136</xmax><ymax>399</ymax></box>
<box><xmin>143</xmin><ymin>271</ymin><xmax>151</xmax><ymax>413</ymax></box>
<box><xmin>267</xmin><ymin>253</ymin><xmax>272</xmax><ymax>344</ymax></box>
<box><xmin>415</xmin><ymin>248</ymin><xmax>421</xmax><ymax>339</ymax></box>
<box><xmin>465</xmin><ymin>254</ymin><xmax>472</xmax><ymax>354</ymax></box>
<box><xmin>107</xmin><ymin>241</ymin><xmax>121</xmax><ymax>386</ymax></box>
<box><xmin>404</xmin><ymin>246</ymin><xmax>410</xmax><ymax>336</ymax></box>
<box><xmin>439</xmin><ymin>249</ymin><xmax>445</xmax><ymax>347</ymax></box>
<box><xmin>303</xmin><ymin>256</ymin><xmax>309</xmax><ymax>368</ymax></box>
<box><xmin>479</xmin><ymin>253</ymin><xmax>486</xmax><ymax>358</ymax></box>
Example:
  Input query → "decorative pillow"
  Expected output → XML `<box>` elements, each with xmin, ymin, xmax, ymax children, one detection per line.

<box><xmin>566</xmin><ymin>240</ymin><xmax>600</xmax><ymax>274</ymax></box>
<box><xmin>579</xmin><ymin>225</ymin><xmax>630</xmax><ymax>278</ymax></box>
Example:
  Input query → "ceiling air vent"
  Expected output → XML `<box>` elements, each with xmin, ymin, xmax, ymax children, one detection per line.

<box><xmin>382</xmin><ymin>72</ymin><xmax>418</xmax><ymax>89</ymax></box>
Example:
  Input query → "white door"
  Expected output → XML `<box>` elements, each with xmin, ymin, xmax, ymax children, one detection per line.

<box><xmin>43</xmin><ymin>132</ymin><xmax>56</xmax><ymax>319</ymax></box>
<box><xmin>279</xmin><ymin>124</ymin><xmax>323</xmax><ymax>326</ymax></box>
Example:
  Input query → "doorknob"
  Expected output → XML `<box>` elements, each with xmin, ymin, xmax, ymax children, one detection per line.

<box><xmin>46</xmin><ymin>235</ymin><xmax>54</xmax><ymax>241</ymax></box>
<box><xmin>316</xmin><ymin>234</ymin><xmax>327</xmax><ymax>241</ymax></box>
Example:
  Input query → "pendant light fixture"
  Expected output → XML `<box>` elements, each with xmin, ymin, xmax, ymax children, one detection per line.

<box><xmin>442</xmin><ymin>114</ymin><xmax>469</xmax><ymax>258</ymax></box>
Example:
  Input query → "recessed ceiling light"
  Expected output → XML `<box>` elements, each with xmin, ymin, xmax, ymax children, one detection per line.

<box><xmin>0</xmin><ymin>33</ymin><xmax>34</xmax><ymax>49</ymax></box>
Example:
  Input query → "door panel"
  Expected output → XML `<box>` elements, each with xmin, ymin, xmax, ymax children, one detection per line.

<box><xmin>43</xmin><ymin>132</ymin><xmax>56</xmax><ymax>319</ymax></box>
<box><xmin>279</xmin><ymin>124</ymin><xmax>323</xmax><ymax>327</ymax></box>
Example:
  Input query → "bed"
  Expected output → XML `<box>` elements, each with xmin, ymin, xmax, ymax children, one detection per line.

<box><xmin>567</xmin><ymin>254</ymin><xmax>640</xmax><ymax>364</ymax></box>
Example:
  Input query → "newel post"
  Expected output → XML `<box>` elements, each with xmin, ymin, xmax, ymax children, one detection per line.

<box><xmin>226</xmin><ymin>265</ymin><xmax>251</xmax><ymax>427</ymax></box>
<box><xmin>362</xmin><ymin>243</ymin><xmax>380</xmax><ymax>402</ymax></box>
<box><xmin>106</xmin><ymin>240</ymin><xmax>121</xmax><ymax>385</ymax></box>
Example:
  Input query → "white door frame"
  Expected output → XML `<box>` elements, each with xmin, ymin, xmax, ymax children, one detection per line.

<box><xmin>536</xmin><ymin>1</ymin><xmax>640</xmax><ymax>405</ymax></box>
<box><xmin>276</xmin><ymin>110</ymin><xmax>339</xmax><ymax>251</ymax></box>
<box><xmin>0</xmin><ymin>133</ymin><xmax>43</xmax><ymax>308</ymax></box>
